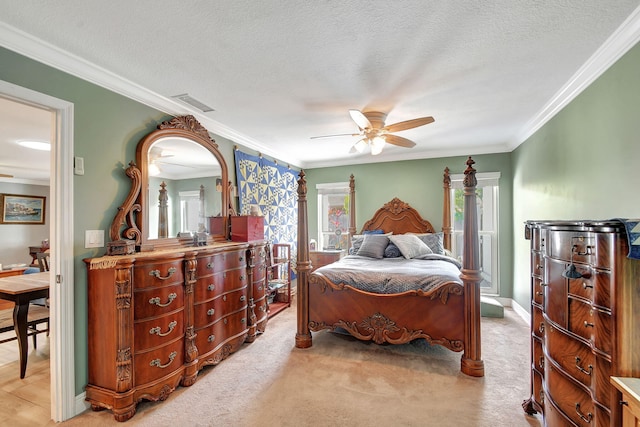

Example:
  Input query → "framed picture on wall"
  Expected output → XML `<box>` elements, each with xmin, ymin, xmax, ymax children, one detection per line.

<box><xmin>0</xmin><ymin>194</ymin><xmax>46</xmax><ymax>224</ymax></box>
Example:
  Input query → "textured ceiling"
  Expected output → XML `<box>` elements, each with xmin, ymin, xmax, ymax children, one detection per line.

<box><xmin>1</xmin><ymin>0</ymin><xmax>639</xmax><ymax>182</ymax></box>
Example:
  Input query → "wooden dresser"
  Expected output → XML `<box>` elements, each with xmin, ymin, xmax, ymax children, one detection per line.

<box><xmin>84</xmin><ymin>241</ymin><xmax>267</xmax><ymax>421</ymax></box>
<box><xmin>523</xmin><ymin>221</ymin><xmax>640</xmax><ymax>426</ymax></box>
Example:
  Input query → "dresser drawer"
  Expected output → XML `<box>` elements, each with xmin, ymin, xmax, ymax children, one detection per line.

<box><xmin>193</xmin><ymin>268</ymin><xmax>247</xmax><ymax>302</ymax></box>
<box><xmin>548</xmin><ymin>231</ymin><xmax>613</xmax><ymax>269</ymax></box>
<box><xmin>133</xmin><ymin>258</ymin><xmax>184</xmax><ymax>289</ymax></box>
<box><xmin>133</xmin><ymin>339</ymin><xmax>184</xmax><ymax>385</ymax></box>
<box><xmin>134</xmin><ymin>310</ymin><xmax>184</xmax><ymax>351</ymax></box>
<box><xmin>193</xmin><ymin>288</ymin><xmax>248</xmax><ymax>327</ymax></box>
<box><xmin>532</xmin><ymin>369</ymin><xmax>544</xmax><ymax>412</ymax></box>
<box><xmin>532</xmin><ymin>305</ymin><xmax>545</xmax><ymax>340</ymax></box>
<box><xmin>545</xmin><ymin>359</ymin><xmax>595</xmax><ymax>426</ymax></box>
<box><xmin>545</xmin><ymin>320</ymin><xmax>595</xmax><ymax>389</ymax></box>
<box><xmin>134</xmin><ymin>285</ymin><xmax>184</xmax><ymax>320</ymax></box>
<box><xmin>567</xmin><ymin>269</ymin><xmax>611</xmax><ymax>310</ymax></box>
<box><xmin>194</xmin><ymin>309</ymin><xmax>249</xmax><ymax>354</ymax></box>
<box><xmin>531</xmin><ymin>252</ymin><xmax>544</xmax><ymax>277</ymax></box>
<box><xmin>567</xmin><ymin>298</ymin><xmax>612</xmax><ymax>354</ymax></box>
<box><xmin>533</xmin><ymin>276</ymin><xmax>544</xmax><ymax>306</ymax></box>
<box><xmin>196</xmin><ymin>250</ymin><xmax>246</xmax><ymax>277</ymax></box>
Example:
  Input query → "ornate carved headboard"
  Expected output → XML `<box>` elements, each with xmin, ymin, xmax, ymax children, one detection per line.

<box><xmin>360</xmin><ymin>197</ymin><xmax>435</xmax><ymax>235</ymax></box>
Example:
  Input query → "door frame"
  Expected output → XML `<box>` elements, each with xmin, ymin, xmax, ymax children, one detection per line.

<box><xmin>0</xmin><ymin>80</ymin><xmax>75</xmax><ymax>422</ymax></box>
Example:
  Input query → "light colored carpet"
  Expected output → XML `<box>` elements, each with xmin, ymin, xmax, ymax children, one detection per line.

<box><xmin>57</xmin><ymin>301</ymin><xmax>542</xmax><ymax>427</ymax></box>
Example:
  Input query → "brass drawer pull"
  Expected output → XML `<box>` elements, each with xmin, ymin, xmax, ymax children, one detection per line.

<box><xmin>575</xmin><ymin>403</ymin><xmax>592</xmax><ymax>423</ymax></box>
<box><xmin>149</xmin><ymin>267</ymin><xmax>177</xmax><ymax>280</ymax></box>
<box><xmin>224</xmin><ymin>318</ymin><xmax>228</xmax><ymax>325</ymax></box>
<box><xmin>577</xmin><ymin>246</ymin><xmax>593</xmax><ymax>256</ymax></box>
<box><xmin>258</xmin><ymin>285</ymin><xmax>263</xmax><ymax>291</ymax></box>
<box><xmin>149</xmin><ymin>320</ymin><xmax>177</xmax><ymax>337</ymax></box>
<box><xmin>207</xmin><ymin>262</ymin><xmax>213</xmax><ymax>269</ymax></box>
<box><xmin>260</xmin><ymin>306</ymin><xmax>266</xmax><ymax>312</ymax></box>
<box><xmin>240</xmin><ymin>275</ymin><xmax>245</xmax><ymax>281</ymax></box>
<box><xmin>239</xmin><ymin>256</ymin><xmax>244</xmax><ymax>262</ymax></box>
<box><xmin>223</xmin><ymin>295</ymin><xmax>227</xmax><ymax>302</ymax></box>
<box><xmin>149</xmin><ymin>292</ymin><xmax>177</xmax><ymax>307</ymax></box>
<box><xmin>240</xmin><ymin>295</ymin><xmax>246</xmax><ymax>302</ymax></box>
<box><xmin>538</xmin><ymin>356</ymin><xmax>544</xmax><ymax>369</ymax></box>
<box><xmin>583</xmin><ymin>320</ymin><xmax>594</xmax><ymax>328</ymax></box>
<box><xmin>536</xmin><ymin>264</ymin><xmax>543</xmax><ymax>270</ymax></box>
<box><xmin>241</xmin><ymin>318</ymin><xmax>246</xmax><ymax>323</ymax></box>
<box><xmin>535</xmin><ymin>291</ymin><xmax>543</xmax><ymax>297</ymax></box>
<box><xmin>538</xmin><ymin>322</ymin><xmax>545</xmax><ymax>334</ymax></box>
<box><xmin>540</xmin><ymin>282</ymin><xmax>547</xmax><ymax>287</ymax></box>
<box><xmin>150</xmin><ymin>351</ymin><xmax>177</xmax><ymax>369</ymax></box>
<box><xmin>207</xmin><ymin>308</ymin><xmax>215</xmax><ymax>316</ymax></box>
<box><xmin>208</xmin><ymin>334</ymin><xmax>215</xmax><ymax>343</ymax></box>
<box><xmin>208</xmin><ymin>283</ymin><xmax>215</xmax><ymax>291</ymax></box>
<box><xmin>574</xmin><ymin>357</ymin><xmax>593</xmax><ymax>375</ymax></box>
<box><xmin>582</xmin><ymin>282</ymin><xmax>593</xmax><ymax>289</ymax></box>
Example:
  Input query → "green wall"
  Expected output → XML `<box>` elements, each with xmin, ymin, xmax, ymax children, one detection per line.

<box><xmin>512</xmin><ymin>42</ymin><xmax>640</xmax><ymax>311</ymax></box>
<box><xmin>305</xmin><ymin>152</ymin><xmax>514</xmax><ymax>298</ymax></box>
<box><xmin>0</xmin><ymin>47</ymin><xmax>243</xmax><ymax>395</ymax></box>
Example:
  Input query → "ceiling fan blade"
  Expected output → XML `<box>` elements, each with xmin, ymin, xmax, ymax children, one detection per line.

<box><xmin>349</xmin><ymin>109</ymin><xmax>372</xmax><ymax>130</ymax></box>
<box><xmin>384</xmin><ymin>116</ymin><xmax>434</xmax><ymax>133</ymax></box>
<box><xmin>310</xmin><ymin>133</ymin><xmax>359</xmax><ymax>140</ymax></box>
<box><xmin>384</xmin><ymin>134</ymin><xmax>416</xmax><ymax>148</ymax></box>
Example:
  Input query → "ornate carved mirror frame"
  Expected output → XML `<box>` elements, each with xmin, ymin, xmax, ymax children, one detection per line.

<box><xmin>108</xmin><ymin>115</ymin><xmax>229</xmax><ymax>254</ymax></box>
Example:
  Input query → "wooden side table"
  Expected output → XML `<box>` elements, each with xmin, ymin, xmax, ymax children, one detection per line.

<box><xmin>310</xmin><ymin>250</ymin><xmax>346</xmax><ymax>272</ymax></box>
<box><xmin>611</xmin><ymin>377</ymin><xmax>640</xmax><ymax>427</ymax></box>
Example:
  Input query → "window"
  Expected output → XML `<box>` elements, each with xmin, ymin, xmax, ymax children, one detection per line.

<box><xmin>179</xmin><ymin>190</ymin><xmax>201</xmax><ymax>233</ymax></box>
<box><xmin>450</xmin><ymin>172</ymin><xmax>500</xmax><ymax>295</ymax></box>
<box><xmin>316</xmin><ymin>182</ymin><xmax>350</xmax><ymax>250</ymax></box>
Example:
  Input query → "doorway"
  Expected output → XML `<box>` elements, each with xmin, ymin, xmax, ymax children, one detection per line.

<box><xmin>0</xmin><ymin>80</ymin><xmax>75</xmax><ymax>422</ymax></box>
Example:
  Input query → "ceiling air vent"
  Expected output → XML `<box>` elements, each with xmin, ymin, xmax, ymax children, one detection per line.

<box><xmin>171</xmin><ymin>94</ymin><xmax>215</xmax><ymax>112</ymax></box>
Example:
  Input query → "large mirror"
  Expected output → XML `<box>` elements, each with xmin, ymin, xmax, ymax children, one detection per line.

<box><xmin>134</xmin><ymin>116</ymin><xmax>229</xmax><ymax>250</ymax></box>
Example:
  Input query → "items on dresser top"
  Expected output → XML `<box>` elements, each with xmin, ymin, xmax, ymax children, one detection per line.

<box><xmin>522</xmin><ymin>220</ymin><xmax>640</xmax><ymax>427</ymax></box>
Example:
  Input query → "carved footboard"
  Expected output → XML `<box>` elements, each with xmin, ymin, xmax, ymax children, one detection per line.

<box><xmin>308</xmin><ymin>273</ymin><xmax>465</xmax><ymax>351</ymax></box>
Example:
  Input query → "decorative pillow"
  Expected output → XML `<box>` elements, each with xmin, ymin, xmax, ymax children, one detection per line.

<box><xmin>389</xmin><ymin>234</ymin><xmax>433</xmax><ymax>259</ymax></box>
<box><xmin>356</xmin><ymin>234</ymin><xmax>390</xmax><ymax>259</ymax></box>
<box><xmin>349</xmin><ymin>236</ymin><xmax>364</xmax><ymax>254</ymax></box>
<box><xmin>363</xmin><ymin>229</ymin><xmax>384</xmax><ymax>235</ymax></box>
<box><xmin>383</xmin><ymin>242</ymin><xmax>402</xmax><ymax>258</ymax></box>
<box><xmin>410</xmin><ymin>232</ymin><xmax>445</xmax><ymax>255</ymax></box>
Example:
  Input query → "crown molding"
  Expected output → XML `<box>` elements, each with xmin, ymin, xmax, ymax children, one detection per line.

<box><xmin>510</xmin><ymin>5</ymin><xmax>640</xmax><ymax>149</ymax></box>
<box><xmin>0</xmin><ymin>22</ymin><xmax>302</xmax><ymax>168</ymax></box>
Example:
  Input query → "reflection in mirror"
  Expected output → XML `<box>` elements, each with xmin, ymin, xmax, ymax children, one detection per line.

<box><xmin>146</xmin><ymin>137</ymin><xmax>222</xmax><ymax>240</ymax></box>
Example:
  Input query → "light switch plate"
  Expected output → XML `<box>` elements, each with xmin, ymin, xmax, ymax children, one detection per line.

<box><xmin>74</xmin><ymin>156</ymin><xmax>85</xmax><ymax>175</ymax></box>
<box><xmin>85</xmin><ymin>230</ymin><xmax>104</xmax><ymax>248</ymax></box>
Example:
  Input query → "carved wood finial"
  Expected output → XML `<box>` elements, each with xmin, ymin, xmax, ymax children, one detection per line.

<box><xmin>297</xmin><ymin>170</ymin><xmax>307</xmax><ymax>198</ymax></box>
<box><xmin>158</xmin><ymin>115</ymin><xmax>218</xmax><ymax>148</ymax></box>
<box><xmin>443</xmin><ymin>167</ymin><xmax>451</xmax><ymax>188</ymax></box>
<box><xmin>463</xmin><ymin>156</ymin><xmax>477</xmax><ymax>188</ymax></box>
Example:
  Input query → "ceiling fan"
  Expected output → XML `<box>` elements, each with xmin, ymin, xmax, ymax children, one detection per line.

<box><xmin>311</xmin><ymin>109</ymin><xmax>435</xmax><ymax>155</ymax></box>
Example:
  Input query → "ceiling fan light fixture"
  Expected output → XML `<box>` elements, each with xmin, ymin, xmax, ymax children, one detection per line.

<box><xmin>370</xmin><ymin>136</ymin><xmax>385</xmax><ymax>155</ymax></box>
<box><xmin>353</xmin><ymin>139</ymin><xmax>367</xmax><ymax>153</ymax></box>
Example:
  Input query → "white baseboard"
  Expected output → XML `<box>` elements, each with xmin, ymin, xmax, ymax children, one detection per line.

<box><xmin>510</xmin><ymin>299</ymin><xmax>530</xmax><ymax>326</ymax></box>
<box><xmin>75</xmin><ymin>392</ymin><xmax>90</xmax><ymax>416</ymax></box>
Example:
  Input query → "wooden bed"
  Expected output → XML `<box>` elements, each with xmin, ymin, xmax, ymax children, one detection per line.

<box><xmin>294</xmin><ymin>157</ymin><xmax>484</xmax><ymax>377</ymax></box>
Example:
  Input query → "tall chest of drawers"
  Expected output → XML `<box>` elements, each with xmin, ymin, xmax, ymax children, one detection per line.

<box><xmin>523</xmin><ymin>221</ymin><xmax>640</xmax><ymax>426</ymax></box>
<box><xmin>85</xmin><ymin>242</ymin><xmax>267</xmax><ymax>422</ymax></box>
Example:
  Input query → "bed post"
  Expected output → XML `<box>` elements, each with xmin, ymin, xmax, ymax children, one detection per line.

<box><xmin>460</xmin><ymin>157</ymin><xmax>484</xmax><ymax>377</ymax></box>
<box><xmin>442</xmin><ymin>167</ymin><xmax>452</xmax><ymax>252</ymax></box>
<box><xmin>348</xmin><ymin>174</ymin><xmax>356</xmax><ymax>250</ymax></box>
<box><xmin>295</xmin><ymin>170</ymin><xmax>313</xmax><ymax>348</ymax></box>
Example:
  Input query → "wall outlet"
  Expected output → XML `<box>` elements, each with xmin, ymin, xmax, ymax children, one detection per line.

<box><xmin>85</xmin><ymin>230</ymin><xmax>104</xmax><ymax>248</ymax></box>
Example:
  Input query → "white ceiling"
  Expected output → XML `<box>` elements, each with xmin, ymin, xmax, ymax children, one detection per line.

<box><xmin>1</xmin><ymin>1</ymin><xmax>639</xmax><ymax>184</ymax></box>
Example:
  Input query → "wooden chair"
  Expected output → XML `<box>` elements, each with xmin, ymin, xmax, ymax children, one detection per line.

<box><xmin>36</xmin><ymin>252</ymin><xmax>50</xmax><ymax>272</ymax></box>
<box><xmin>0</xmin><ymin>305</ymin><xmax>49</xmax><ymax>347</ymax></box>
